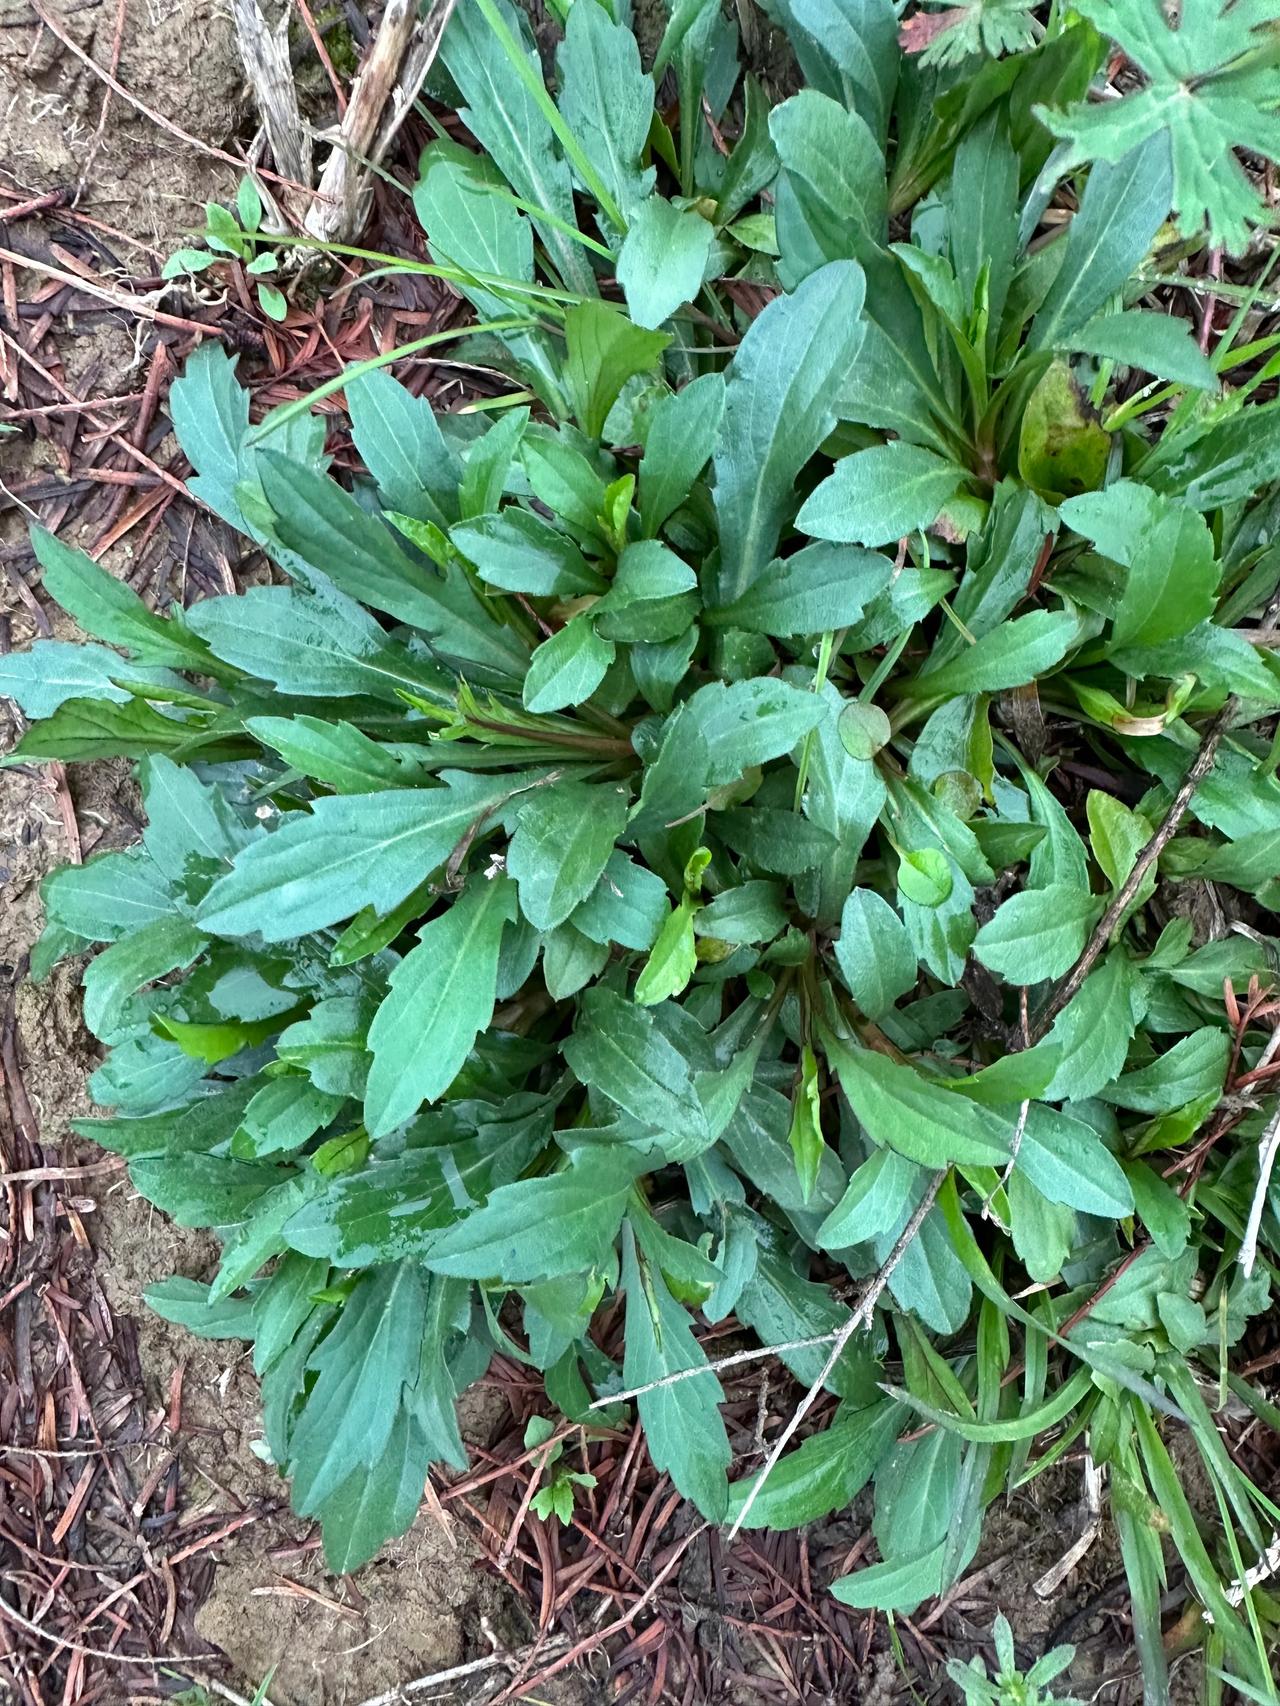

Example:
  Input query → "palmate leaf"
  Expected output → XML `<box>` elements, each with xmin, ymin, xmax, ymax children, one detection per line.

<box><xmin>1041</xmin><ymin>0</ymin><xmax>1280</xmax><ymax>253</ymax></box>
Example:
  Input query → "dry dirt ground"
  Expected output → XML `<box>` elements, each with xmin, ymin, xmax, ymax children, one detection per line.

<box><xmin>0</xmin><ymin>4</ymin><xmax>542</xmax><ymax>1702</ymax></box>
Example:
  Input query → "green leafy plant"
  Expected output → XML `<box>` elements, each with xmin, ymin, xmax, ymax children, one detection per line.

<box><xmin>8</xmin><ymin>2</ymin><xmax>1280</xmax><ymax>1697</ymax></box>
<box><xmin>524</xmin><ymin>1416</ymin><xmax>598</xmax><ymax>1526</ymax></box>
<box><xmin>946</xmin><ymin>1613</ymin><xmax>1084</xmax><ymax>1706</ymax></box>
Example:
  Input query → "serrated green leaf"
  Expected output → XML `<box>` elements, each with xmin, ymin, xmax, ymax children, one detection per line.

<box><xmin>365</xmin><ymin>876</ymin><xmax>516</xmax><ymax>1136</ymax></box>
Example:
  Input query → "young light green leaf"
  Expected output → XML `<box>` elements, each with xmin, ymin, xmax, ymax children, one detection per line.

<box><xmin>634</xmin><ymin>896</ymin><xmax>699</xmax><ymax>1007</ymax></box>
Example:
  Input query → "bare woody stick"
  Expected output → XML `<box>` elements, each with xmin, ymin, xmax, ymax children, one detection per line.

<box><xmin>726</xmin><ymin>1170</ymin><xmax>947</xmax><ymax>1541</ymax></box>
<box><xmin>303</xmin><ymin>0</ymin><xmax>458</xmax><ymax>244</ymax></box>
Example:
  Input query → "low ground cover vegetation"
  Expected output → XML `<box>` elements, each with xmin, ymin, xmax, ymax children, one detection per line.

<box><xmin>6</xmin><ymin>1</ymin><xmax>1280</xmax><ymax>1696</ymax></box>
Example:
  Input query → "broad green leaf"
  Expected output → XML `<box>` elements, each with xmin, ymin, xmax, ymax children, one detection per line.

<box><xmin>345</xmin><ymin>368</ymin><xmax>461</xmax><ymax>526</ymax></box>
<box><xmin>896</xmin><ymin>847</ymin><xmax>952</xmax><ymax>907</ymax></box>
<box><xmin>726</xmin><ymin>1399</ymin><xmax>902</xmax><ymax>1529</ymax></box>
<box><xmin>288</xmin><ymin>1264</ymin><xmax>426</xmax><ymax>1515</ymax></box>
<box><xmin>769</xmin><ymin>89</ymin><xmax>886</xmax><ymax>286</ymax></box>
<box><xmin>617</xmin><ymin>197</ymin><xmax>714</xmax><ymax>329</ymax></box>
<box><xmin>11</xmin><ymin>695</ymin><xmax>206</xmax><ymax>763</ymax></box>
<box><xmin>276</xmin><ymin>996</ymin><xmax>374</xmax><ymax>1097</ymax></box>
<box><xmin>797</xmin><ymin>683</ymin><xmax>887</xmax><ymax>927</ymax></box>
<box><xmin>440</xmin><ymin>0</ymin><xmax>593</xmax><ymax>294</ymax></box>
<box><xmin>74</xmin><ymin>1076</ymin><xmax>263</xmax><ymax>1160</ymax></box>
<box><xmin>797</xmin><ymin>442</ymin><xmax>967</xmax><ymax>548</ymax></box>
<box><xmin>1015</xmin><ymin>1104</ymin><xmax>1134</xmax><ymax>1217</ymax></box>
<box><xmin>639</xmin><ymin>372</ymin><xmax>725</xmax><ymax>537</ymax></box>
<box><xmin>716</xmin><ymin>807</ymin><xmax>838</xmax><ymax>875</ymax></box>
<box><xmin>452</xmin><ymin>509</ymin><xmax>604</xmax><ymax>596</ymax></box>
<box><xmin>247</xmin><ymin>716</ymin><xmax>431</xmax><ymax>794</ymax></box>
<box><xmin>523</xmin><ymin>617</ymin><xmax>615</xmax><ymax>712</ymax></box>
<box><xmin>43</xmin><ymin>850</ymin><xmax>175</xmax><ymax>943</ymax></box>
<box><xmin>1098</xmin><ymin>1027</ymin><xmax>1230</xmax><ymax>1115</ymax></box>
<box><xmin>835</xmin><ymin>889</ymin><xmax>917</xmax><ymax>1018</ymax></box>
<box><xmin>128</xmin><ymin>1152</ymin><xmax>276</xmax><ymax>1228</ymax></box>
<box><xmin>1029</xmin><ymin>135</ymin><xmax>1174</xmax><ymax>349</ymax></box>
<box><xmin>542</xmin><ymin>922</ymin><xmax>608</xmax><ymax>999</ymax></box>
<box><xmin>507</xmin><ymin>780</ymin><xmax>630</xmax><ymax>930</ymax></box>
<box><xmin>684</xmin><ymin>678</ymin><xmax>825</xmax><ymax>783</ymax></box>
<box><xmin>914</xmin><ymin>609</ymin><xmax>1079</xmax><ymax>697</ymax></box>
<box><xmin>832</xmin><ymin>1543</ymin><xmax>948</xmax><ymax>1612</ymax></box>
<box><xmin>1064</xmin><ymin>310</ymin><xmax>1218</xmax><ymax>392</ymax></box>
<box><xmin>710</xmin><ymin>543</ymin><xmax>891</xmax><ymax>636</ymax></box>
<box><xmin>30</xmin><ymin>525</ymin><xmax>216</xmax><ymax>673</ymax></box>
<box><xmin>563</xmin><ymin>987</ymin><xmax>710</xmax><ymax>1152</ymax></box>
<box><xmin>0</xmin><ymin>640</ymin><xmax>172</xmax><ymax>719</ymax></box>
<box><xmin>816</xmin><ymin>1145</ymin><xmax>918</xmax><ymax>1250</ymax></box>
<box><xmin>696</xmin><ymin>881</ymin><xmax>789</xmax><ymax>947</ymax></box>
<box><xmin>198</xmin><ymin>773</ymin><xmax>530</xmax><ymax>940</ymax></box>
<box><xmin>139</xmin><ymin>755</ymin><xmax>252</xmax><ymax>884</ymax></box>
<box><xmin>821</xmin><ymin>1030</ymin><xmax>1010</xmax><ymax>1166</ymax></box>
<box><xmin>1061</xmin><ymin>482</ymin><xmax>1219</xmax><ymax>651</ymax></box>
<box><xmin>145</xmin><ymin>1277</ymin><xmax>255</xmax><ymax>1339</ymax></box>
<box><xmin>771</xmin><ymin>0</ymin><xmax>899</xmax><ymax>144</ymax></box>
<box><xmin>555</xmin><ymin>0</ymin><xmax>655</xmax><ymax>221</ymax></box>
<box><xmin>232</xmin><ymin>1077</ymin><xmax>345</xmax><ymax>1159</ymax></box>
<box><xmin>428</xmin><ymin>1148</ymin><xmax>642</xmax><ymax>1280</ymax></box>
<box><xmin>256</xmin><ymin>454</ymin><xmax>525</xmax><ymax>683</ymax></box>
<box><xmin>563</xmin><ymin>302</ymin><xmax>669</xmax><ymax>440</ymax></box>
<box><xmin>972</xmin><ymin>884</ymin><xmax>1100</xmax><ymax>983</ymax></box>
<box><xmin>571</xmin><ymin>852</ymin><xmax>669</xmax><ymax>951</ymax></box>
<box><xmin>622</xmin><ymin>1231</ymin><xmax>730</xmax><ymax>1521</ymax></box>
<box><xmin>1040</xmin><ymin>951</ymin><xmax>1147</xmax><ymax>1101</ymax></box>
<box><xmin>81</xmin><ymin>916</ymin><xmax>207</xmax><ymax>1041</ymax></box>
<box><xmin>186</xmin><ymin>585</ymin><xmax>446</xmax><ymax>702</ymax></box>
<box><xmin>284</xmin><ymin>1101</ymin><xmax>550</xmax><ymax>1264</ymax></box>
<box><xmin>710</xmin><ymin>260</ymin><xmax>868</xmax><ymax>606</ymax></box>
<box><xmin>365</xmin><ymin>876</ymin><xmax>516</xmax><ymax>1136</ymax></box>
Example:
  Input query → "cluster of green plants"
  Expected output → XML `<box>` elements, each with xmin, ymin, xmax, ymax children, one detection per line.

<box><xmin>7</xmin><ymin>0</ymin><xmax>1280</xmax><ymax>1696</ymax></box>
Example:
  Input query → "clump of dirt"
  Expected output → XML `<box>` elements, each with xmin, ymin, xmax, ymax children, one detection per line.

<box><xmin>1</xmin><ymin>0</ymin><xmax>241</xmax><ymax>259</ymax></box>
<box><xmin>91</xmin><ymin>1185</ymin><xmax>525</xmax><ymax>1706</ymax></box>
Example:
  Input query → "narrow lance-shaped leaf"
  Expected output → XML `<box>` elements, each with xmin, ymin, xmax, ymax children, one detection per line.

<box><xmin>365</xmin><ymin>875</ymin><xmax>516</xmax><ymax>1137</ymax></box>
